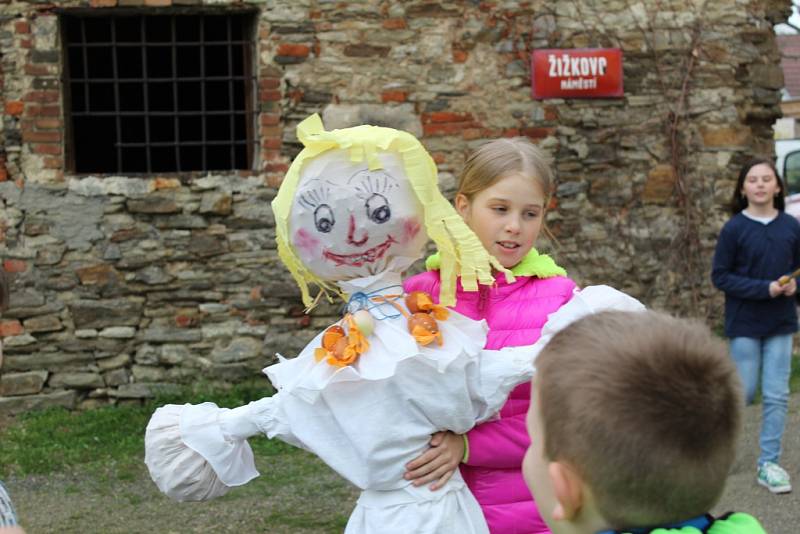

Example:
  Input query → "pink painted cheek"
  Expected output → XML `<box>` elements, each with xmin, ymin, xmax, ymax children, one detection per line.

<box><xmin>399</xmin><ymin>217</ymin><xmax>422</xmax><ymax>245</ymax></box>
<box><xmin>292</xmin><ymin>228</ymin><xmax>322</xmax><ymax>260</ymax></box>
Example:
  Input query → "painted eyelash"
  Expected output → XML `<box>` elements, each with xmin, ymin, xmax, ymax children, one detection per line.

<box><xmin>298</xmin><ymin>193</ymin><xmax>316</xmax><ymax>210</ymax></box>
<box><xmin>354</xmin><ymin>173</ymin><xmax>395</xmax><ymax>198</ymax></box>
<box><xmin>298</xmin><ymin>186</ymin><xmax>330</xmax><ymax>209</ymax></box>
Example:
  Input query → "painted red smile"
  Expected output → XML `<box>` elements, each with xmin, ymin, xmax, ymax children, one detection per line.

<box><xmin>323</xmin><ymin>236</ymin><xmax>396</xmax><ymax>267</ymax></box>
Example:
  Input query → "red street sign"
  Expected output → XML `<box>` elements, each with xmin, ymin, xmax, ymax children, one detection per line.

<box><xmin>531</xmin><ymin>48</ymin><xmax>624</xmax><ymax>99</ymax></box>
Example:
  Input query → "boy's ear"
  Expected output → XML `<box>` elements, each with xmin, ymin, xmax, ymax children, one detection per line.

<box><xmin>548</xmin><ymin>461</ymin><xmax>584</xmax><ymax>521</ymax></box>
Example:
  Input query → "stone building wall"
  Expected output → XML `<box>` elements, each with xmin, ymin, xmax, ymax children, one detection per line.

<box><xmin>0</xmin><ymin>0</ymin><xmax>791</xmax><ymax>412</ymax></box>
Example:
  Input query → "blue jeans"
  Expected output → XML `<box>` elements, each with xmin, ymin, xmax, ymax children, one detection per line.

<box><xmin>730</xmin><ymin>335</ymin><xmax>793</xmax><ymax>467</ymax></box>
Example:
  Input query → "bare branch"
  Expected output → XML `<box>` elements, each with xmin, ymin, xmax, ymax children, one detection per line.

<box><xmin>0</xmin><ymin>269</ymin><xmax>8</xmax><ymax>313</ymax></box>
<box><xmin>784</xmin><ymin>21</ymin><xmax>800</xmax><ymax>33</ymax></box>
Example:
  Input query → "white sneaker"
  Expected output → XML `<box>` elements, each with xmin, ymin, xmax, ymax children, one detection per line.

<box><xmin>757</xmin><ymin>462</ymin><xmax>792</xmax><ymax>494</ymax></box>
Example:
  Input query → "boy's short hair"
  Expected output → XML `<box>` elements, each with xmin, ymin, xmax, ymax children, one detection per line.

<box><xmin>535</xmin><ymin>310</ymin><xmax>742</xmax><ymax>528</ymax></box>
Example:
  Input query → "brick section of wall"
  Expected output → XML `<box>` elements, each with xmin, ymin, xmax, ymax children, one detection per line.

<box><xmin>1</xmin><ymin>12</ymin><xmax>63</xmax><ymax>184</ymax></box>
<box><xmin>421</xmin><ymin>112</ymin><xmax>480</xmax><ymax>137</ymax></box>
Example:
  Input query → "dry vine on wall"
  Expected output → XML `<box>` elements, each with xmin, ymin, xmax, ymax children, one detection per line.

<box><xmin>568</xmin><ymin>0</ymin><xmax>710</xmax><ymax>314</ymax></box>
<box><xmin>628</xmin><ymin>0</ymin><xmax>709</xmax><ymax>314</ymax></box>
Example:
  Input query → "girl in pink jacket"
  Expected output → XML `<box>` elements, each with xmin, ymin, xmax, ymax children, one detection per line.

<box><xmin>403</xmin><ymin>138</ymin><xmax>576</xmax><ymax>533</ymax></box>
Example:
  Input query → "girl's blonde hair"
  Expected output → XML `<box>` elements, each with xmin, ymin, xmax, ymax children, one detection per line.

<box><xmin>272</xmin><ymin>114</ymin><xmax>511</xmax><ymax>310</ymax></box>
<box><xmin>458</xmin><ymin>137</ymin><xmax>554</xmax><ymax>204</ymax></box>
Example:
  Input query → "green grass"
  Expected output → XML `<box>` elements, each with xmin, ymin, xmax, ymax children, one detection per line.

<box><xmin>0</xmin><ymin>381</ymin><xmax>287</xmax><ymax>478</ymax></box>
<box><xmin>0</xmin><ymin>381</ymin><xmax>356</xmax><ymax>533</ymax></box>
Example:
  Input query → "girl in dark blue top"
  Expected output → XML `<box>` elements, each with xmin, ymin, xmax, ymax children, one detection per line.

<box><xmin>711</xmin><ymin>157</ymin><xmax>800</xmax><ymax>495</ymax></box>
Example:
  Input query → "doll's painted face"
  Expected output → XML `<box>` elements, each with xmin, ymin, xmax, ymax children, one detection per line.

<box><xmin>289</xmin><ymin>149</ymin><xmax>427</xmax><ymax>281</ymax></box>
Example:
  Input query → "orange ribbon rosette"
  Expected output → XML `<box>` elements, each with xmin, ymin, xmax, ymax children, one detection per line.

<box><xmin>405</xmin><ymin>291</ymin><xmax>449</xmax><ymax>321</ymax></box>
<box><xmin>314</xmin><ymin>291</ymin><xmax>448</xmax><ymax>367</ymax></box>
<box><xmin>408</xmin><ymin>312</ymin><xmax>443</xmax><ymax>346</ymax></box>
<box><xmin>314</xmin><ymin>316</ymin><xmax>370</xmax><ymax>367</ymax></box>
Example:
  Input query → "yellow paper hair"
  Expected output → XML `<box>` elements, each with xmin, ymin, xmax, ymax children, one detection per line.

<box><xmin>271</xmin><ymin>114</ymin><xmax>512</xmax><ymax>309</ymax></box>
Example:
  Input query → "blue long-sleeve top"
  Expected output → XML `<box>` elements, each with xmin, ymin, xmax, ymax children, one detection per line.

<box><xmin>711</xmin><ymin>211</ymin><xmax>800</xmax><ymax>338</ymax></box>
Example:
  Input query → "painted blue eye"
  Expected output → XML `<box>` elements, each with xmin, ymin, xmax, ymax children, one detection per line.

<box><xmin>314</xmin><ymin>204</ymin><xmax>334</xmax><ymax>233</ymax></box>
<box><xmin>366</xmin><ymin>193</ymin><xmax>390</xmax><ymax>224</ymax></box>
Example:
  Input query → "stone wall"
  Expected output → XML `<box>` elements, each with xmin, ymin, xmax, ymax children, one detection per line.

<box><xmin>0</xmin><ymin>0</ymin><xmax>791</xmax><ymax>412</ymax></box>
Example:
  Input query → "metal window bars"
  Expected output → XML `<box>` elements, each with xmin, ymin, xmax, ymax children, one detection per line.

<box><xmin>62</xmin><ymin>13</ymin><xmax>258</xmax><ymax>174</ymax></box>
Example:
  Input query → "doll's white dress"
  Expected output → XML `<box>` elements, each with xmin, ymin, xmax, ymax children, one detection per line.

<box><xmin>144</xmin><ymin>275</ymin><xmax>643</xmax><ymax>534</ymax></box>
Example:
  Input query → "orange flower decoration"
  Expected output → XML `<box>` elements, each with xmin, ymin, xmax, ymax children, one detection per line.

<box><xmin>314</xmin><ymin>316</ymin><xmax>370</xmax><ymax>367</ymax></box>
<box><xmin>315</xmin><ymin>325</ymin><xmax>345</xmax><ymax>362</ymax></box>
<box><xmin>405</xmin><ymin>291</ymin><xmax>449</xmax><ymax>321</ymax></box>
<box><xmin>408</xmin><ymin>312</ymin><xmax>443</xmax><ymax>346</ymax></box>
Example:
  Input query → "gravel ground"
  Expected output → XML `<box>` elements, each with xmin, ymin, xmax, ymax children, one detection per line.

<box><xmin>5</xmin><ymin>395</ymin><xmax>799</xmax><ymax>534</ymax></box>
<box><xmin>714</xmin><ymin>395</ymin><xmax>800</xmax><ymax>534</ymax></box>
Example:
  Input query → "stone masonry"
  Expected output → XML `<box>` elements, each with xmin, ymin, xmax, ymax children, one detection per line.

<box><xmin>0</xmin><ymin>0</ymin><xmax>791</xmax><ymax>412</ymax></box>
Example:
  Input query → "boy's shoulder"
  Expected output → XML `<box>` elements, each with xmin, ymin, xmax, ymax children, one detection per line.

<box><xmin>705</xmin><ymin>512</ymin><xmax>767</xmax><ymax>534</ymax></box>
<box><xmin>642</xmin><ymin>512</ymin><xmax>766</xmax><ymax>534</ymax></box>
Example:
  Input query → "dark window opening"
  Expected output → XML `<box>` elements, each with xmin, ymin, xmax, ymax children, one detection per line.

<box><xmin>61</xmin><ymin>12</ymin><xmax>258</xmax><ymax>174</ymax></box>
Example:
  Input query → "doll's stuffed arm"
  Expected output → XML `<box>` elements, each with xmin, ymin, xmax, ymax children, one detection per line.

<box><xmin>144</xmin><ymin>396</ymin><xmax>297</xmax><ymax>502</ymax></box>
<box><xmin>535</xmin><ymin>285</ymin><xmax>645</xmax><ymax>350</ymax></box>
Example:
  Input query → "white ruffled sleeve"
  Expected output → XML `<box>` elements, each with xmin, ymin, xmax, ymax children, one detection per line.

<box><xmin>469</xmin><ymin>344</ymin><xmax>538</xmax><ymax>423</ymax></box>
<box><xmin>144</xmin><ymin>396</ymin><xmax>297</xmax><ymax>502</ymax></box>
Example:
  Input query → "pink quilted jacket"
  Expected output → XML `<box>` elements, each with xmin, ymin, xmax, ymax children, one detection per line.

<box><xmin>404</xmin><ymin>270</ymin><xmax>576</xmax><ymax>534</ymax></box>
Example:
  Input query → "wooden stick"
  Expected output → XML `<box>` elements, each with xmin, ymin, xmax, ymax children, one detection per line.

<box><xmin>778</xmin><ymin>267</ymin><xmax>800</xmax><ymax>286</ymax></box>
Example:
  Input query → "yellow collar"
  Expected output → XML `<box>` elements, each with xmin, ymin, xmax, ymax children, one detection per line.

<box><xmin>424</xmin><ymin>248</ymin><xmax>566</xmax><ymax>278</ymax></box>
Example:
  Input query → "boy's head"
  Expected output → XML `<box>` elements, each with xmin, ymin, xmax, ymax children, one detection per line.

<box><xmin>523</xmin><ymin>310</ymin><xmax>742</xmax><ymax>533</ymax></box>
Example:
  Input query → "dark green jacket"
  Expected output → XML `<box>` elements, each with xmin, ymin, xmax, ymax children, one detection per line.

<box><xmin>609</xmin><ymin>513</ymin><xmax>766</xmax><ymax>534</ymax></box>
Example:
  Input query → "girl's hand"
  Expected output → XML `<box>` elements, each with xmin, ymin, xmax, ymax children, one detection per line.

<box><xmin>403</xmin><ymin>431</ymin><xmax>464</xmax><ymax>491</ymax></box>
<box><xmin>769</xmin><ymin>281</ymin><xmax>784</xmax><ymax>298</ymax></box>
<box><xmin>782</xmin><ymin>277</ymin><xmax>797</xmax><ymax>297</ymax></box>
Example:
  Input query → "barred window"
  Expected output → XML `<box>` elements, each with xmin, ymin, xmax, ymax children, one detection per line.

<box><xmin>61</xmin><ymin>12</ymin><xmax>258</xmax><ymax>174</ymax></box>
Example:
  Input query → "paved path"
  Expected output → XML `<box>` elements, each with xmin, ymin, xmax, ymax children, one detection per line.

<box><xmin>713</xmin><ymin>394</ymin><xmax>799</xmax><ymax>533</ymax></box>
